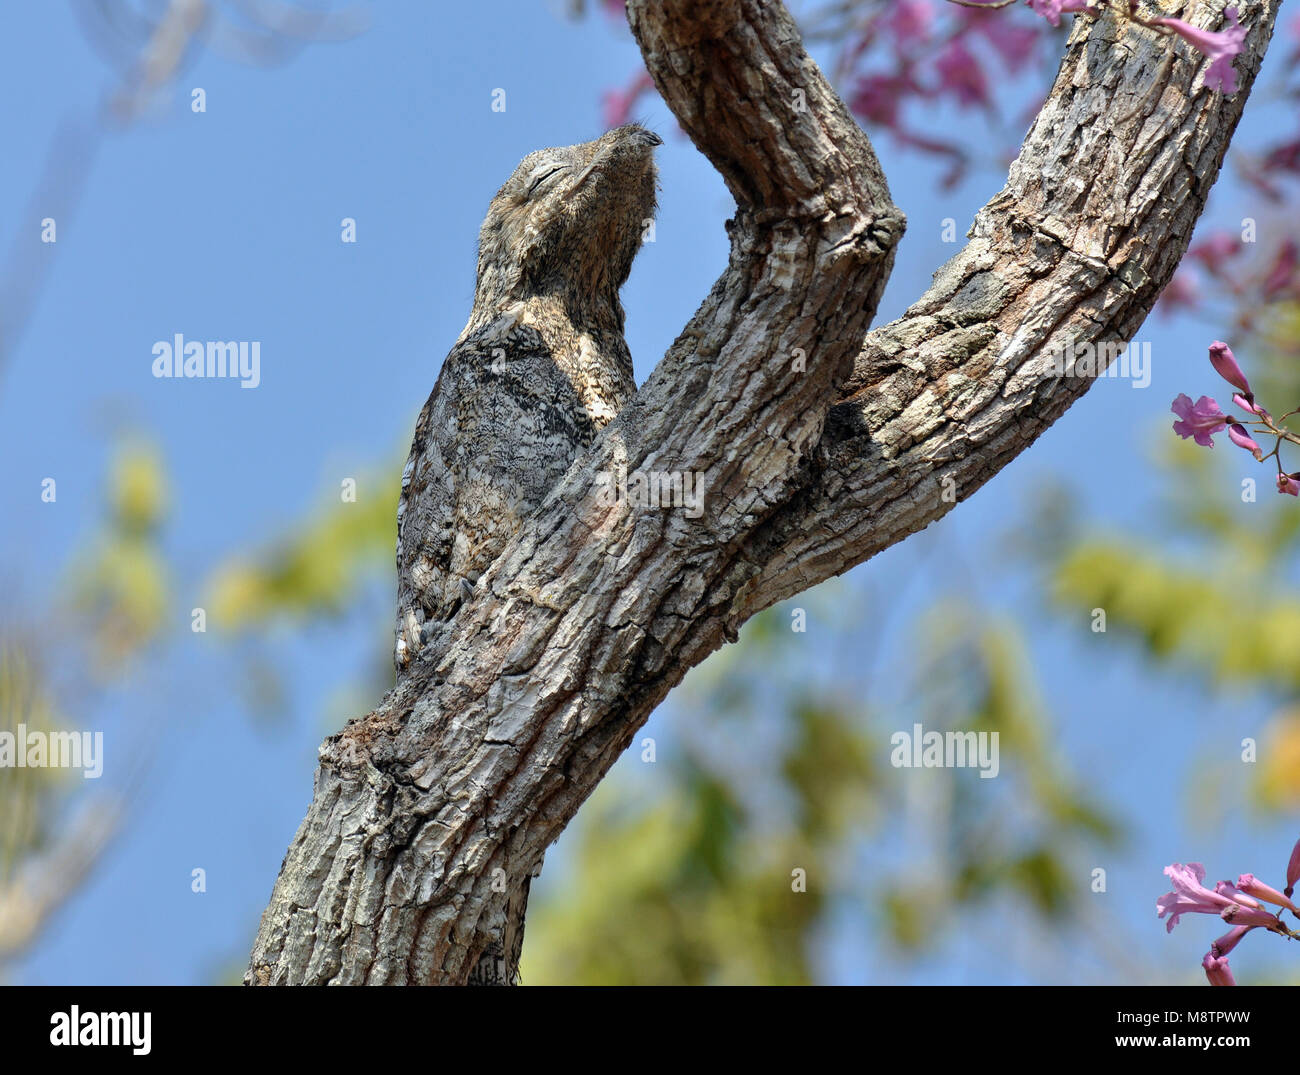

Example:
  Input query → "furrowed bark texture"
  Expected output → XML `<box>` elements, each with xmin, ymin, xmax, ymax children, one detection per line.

<box><xmin>247</xmin><ymin>0</ymin><xmax>1278</xmax><ymax>984</ymax></box>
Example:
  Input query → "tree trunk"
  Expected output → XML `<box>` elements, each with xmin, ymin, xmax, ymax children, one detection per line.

<box><xmin>246</xmin><ymin>0</ymin><xmax>1280</xmax><ymax>985</ymax></box>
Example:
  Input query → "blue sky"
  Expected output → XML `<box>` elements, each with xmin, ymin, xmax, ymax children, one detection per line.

<box><xmin>2</xmin><ymin>1</ymin><xmax>1296</xmax><ymax>985</ymax></box>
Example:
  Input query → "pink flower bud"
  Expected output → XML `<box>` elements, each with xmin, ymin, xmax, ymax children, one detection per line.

<box><xmin>1227</xmin><ymin>424</ymin><xmax>1264</xmax><ymax>461</ymax></box>
<box><xmin>1278</xmin><ymin>473</ymin><xmax>1300</xmax><ymax>498</ymax></box>
<box><xmin>1286</xmin><ymin>837</ymin><xmax>1300</xmax><ymax>898</ymax></box>
<box><xmin>1210</xmin><ymin>924</ymin><xmax>1254</xmax><ymax>957</ymax></box>
<box><xmin>1236</xmin><ymin>873</ymin><xmax>1299</xmax><ymax>913</ymax></box>
<box><xmin>1202</xmin><ymin>950</ymin><xmax>1236</xmax><ymax>986</ymax></box>
<box><xmin>1208</xmin><ymin>341</ymin><xmax>1251</xmax><ymax>397</ymax></box>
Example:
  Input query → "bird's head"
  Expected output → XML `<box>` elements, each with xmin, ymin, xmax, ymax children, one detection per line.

<box><xmin>471</xmin><ymin>124</ymin><xmax>661</xmax><ymax>325</ymax></box>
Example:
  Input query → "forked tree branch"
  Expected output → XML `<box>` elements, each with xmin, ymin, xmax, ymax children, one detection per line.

<box><xmin>735</xmin><ymin>1</ymin><xmax>1280</xmax><ymax>617</ymax></box>
<box><xmin>246</xmin><ymin>0</ymin><xmax>1278</xmax><ymax>984</ymax></box>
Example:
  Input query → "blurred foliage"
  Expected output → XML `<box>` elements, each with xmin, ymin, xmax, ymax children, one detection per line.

<box><xmin>200</xmin><ymin>460</ymin><xmax>402</xmax><ymax>724</ymax></box>
<box><xmin>1257</xmin><ymin>708</ymin><xmax>1300</xmax><ymax>811</ymax></box>
<box><xmin>206</xmin><ymin>465</ymin><xmax>399</xmax><ymax>631</ymax></box>
<box><xmin>1053</xmin><ymin>542</ymin><xmax>1300</xmax><ymax>688</ymax></box>
<box><xmin>64</xmin><ymin>439</ymin><xmax>170</xmax><ymax>675</ymax></box>
<box><xmin>0</xmin><ymin>643</ymin><xmax>66</xmax><ymax>887</ymax></box>
<box><xmin>520</xmin><ymin>699</ymin><xmax>866</xmax><ymax>985</ymax></box>
<box><xmin>521</xmin><ymin>767</ymin><xmax>828</xmax><ymax>985</ymax></box>
<box><xmin>921</xmin><ymin>610</ymin><xmax>1120</xmax><ymax>910</ymax></box>
<box><xmin>1252</xmin><ymin>300</ymin><xmax>1300</xmax><ymax>404</ymax></box>
<box><xmin>521</xmin><ymin>597</ymin><xmax>1118</xmax><ymax>983</ymax></box>
<box><xmin>1</xmin><ymin>434</ymin><xmax>170</xmax><ymax>970</ymax></box>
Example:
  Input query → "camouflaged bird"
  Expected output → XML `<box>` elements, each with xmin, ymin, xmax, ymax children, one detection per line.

<box><xmin>395</xmin><ymin>124</ymin><xmax>660</xmax><ymax>672</ymax></box>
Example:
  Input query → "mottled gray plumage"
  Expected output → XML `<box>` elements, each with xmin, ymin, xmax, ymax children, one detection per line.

<box><xmin>396</xmin><ymin>124</ymin><xmax>660</xmax><ymax>672</ymax></box>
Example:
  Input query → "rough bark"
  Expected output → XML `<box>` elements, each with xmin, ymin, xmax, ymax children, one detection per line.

<box><xmin>246</xmin><ymin>0</ymin><xmax>1279</xmax><ymax>985</ymax></box>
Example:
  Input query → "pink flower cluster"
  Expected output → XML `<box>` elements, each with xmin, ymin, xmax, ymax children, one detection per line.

<box><xmin>1160</xmin><ymin>234</ymin><xmax>1299</xmax><ymax>320</ymax></box>
<box><xmin>951</xmin><ymin>3</ymin><xmax>1293</xmax><ymax>203</ymax></box>
<box><xmin>600</xmin><ymin>1</ymin><xmax>1286</xmax><ymax>199</ymax></box>
<box><xmin>1171</xmin><ymin>342</ymin><xmax>1300</xmax><ymax>498</ymax></box>
<box><xmin>844</xmin><ymin>0</ymin><xmax>1054</xmax><ymax>189</ymax></box>
<box><xmin>1266</xmin><ymin>15</ymin><xmax>1300</xmax><ymax>192</ymax></box>
<box><xmin>957</xmin><ymin>1</ymin><xmax>1246</xmax><ymax>91</ymax></box>
<box><xmin>959</xmin><ymin>0</ymin><xmax>1095</xmax><ymax>24</ymax></box>
<box><xmin>1157</xmin><ymin>838</ymin><xmax>1300</xmax><ymax>985</ymax></box>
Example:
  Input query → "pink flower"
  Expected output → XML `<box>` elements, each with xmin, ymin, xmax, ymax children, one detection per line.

<box><xmin>1157</xmin><ymin>863</ymin><xmax>1238</xmax><ymax>931</ymax></box>
<box><xmin>1210</xmin><ymin>925</ymin><xmax>1254</xmax><ymax>957</ymax></box>
<box><xmin>960</xmin><ymin>7</ymin><xmax>1041</xmax><ymax>69</ymax></box>
<box><xmin>1262</xmin><ymin>238</ymin><xmax>1298</xmax><ymax>300</ymax></box>
<box><xmin>1236</xmin><ymin>873</ymin><xmax>1300</xmax><ymax>914</ymax></box>
<box><xmin>889</xmin><ymin>0</ymin><xmax>936</xmax><ymax>49</ymax></box>
<box><xmin>1158</xmin><ymin>271</ymin><xmax>1201</xmax><ymax>314</ymax></box>
<box><xmin>1153</xmin><ymin>7</ymin><xmax>1247</xmax><ymax>94</ymax></box>
<box><xmin>1208</xmin><ymin>341</ymin><xmax>1251</xmax><ymax>397</ymax></box>
<box><xmin>1262</xmin><ymin>139</ymin><xmax>1300</xmax><ymax>183</ymax></box>
<box><xmin>1227</xmin><ymin>424</ymin><xmax>1263</xmax><ymax>461</ymax></box>
<box><xmin>850</xmin><ymin>73</ymin><xmax>915</xmax><ymax>130</ymax></box>
<box><xmin>1278</xmin><ymin>473</ymin><xmax>1300</xmax><ymax>497</ymax></box>
<box><xmin>1171</xmin><ymin>394</ymin><xmax>1228</xmax><ymax>447</ymax></box>
<box><xmin>1189</xmin><ymin>232</ymin><xmax>1241</xmax><ymax>275</ymax></box>
<box><xmin>1026</xmin><ymin>0</ymin><xmax>1096</xmax><ymax>28</ymax></box>
<box><xmin>1202</xmin><ymin>950</ymin><xmax>1236</xmax><ymax>986</ymax></box>
<box><xmin>935</xmin><ymin>39</ymin><xmax>991</xmax><ymax>108</ymax></box>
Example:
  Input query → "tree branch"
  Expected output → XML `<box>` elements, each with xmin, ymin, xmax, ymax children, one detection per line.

<box><xmin>734</xmin><ymin>1</ymin><xmax>1280</xmax><ymax>617</ymax></box>
<box><xmin>246</xmin><ymin>0</ymin><xmax>1278</xmax><ymax>985</ymax></box>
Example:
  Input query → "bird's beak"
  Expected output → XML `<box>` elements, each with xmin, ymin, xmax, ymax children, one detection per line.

<box><xmin>564</xmin><ymin>128</ymin><xmax>659</xmax><ymax>201</ymax></box>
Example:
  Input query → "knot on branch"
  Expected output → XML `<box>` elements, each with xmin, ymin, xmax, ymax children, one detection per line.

<box><xmin>729</xmin><ymin>204</ymin><xmax>906</xmax><ymax>278</ymax></box>
<box><xmin>859</xmin><ymin>208</ymin><xmax>907</xmax><ymax>262</ymax></box>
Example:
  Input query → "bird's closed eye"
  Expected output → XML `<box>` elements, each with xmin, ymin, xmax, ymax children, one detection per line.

<box><xmin>526</xmin><ymin>166</ymin><xmax>565</xmax><ymax>197</ymax></box>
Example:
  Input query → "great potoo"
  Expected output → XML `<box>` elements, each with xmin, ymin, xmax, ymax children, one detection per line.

<box><xmin>395</xmin><ymin>123</ymin><xmax>661</xmax><ymax>671</ymax></box>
